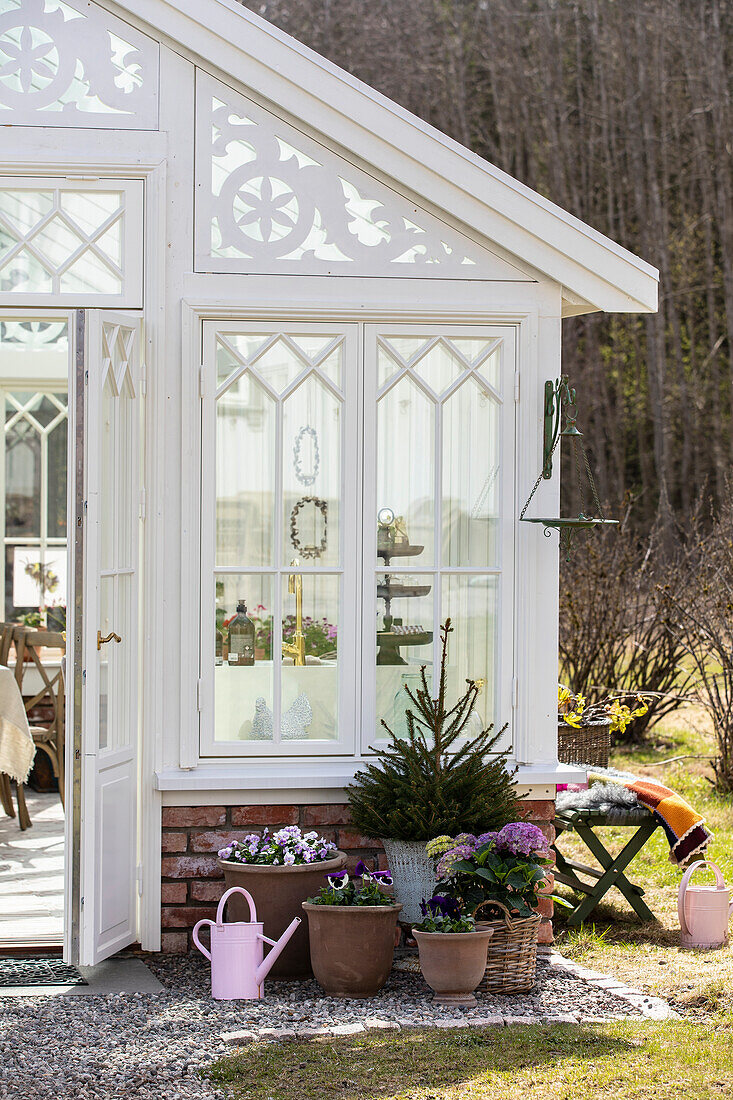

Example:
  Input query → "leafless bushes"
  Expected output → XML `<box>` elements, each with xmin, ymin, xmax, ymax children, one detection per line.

<box><xmin>663</xmin><ymin>492</ymin><xmax>733</xmax><ymax>792</ymax></box>
<box><xmin>559</xmin><ymin>502</ymin><xmax>695</xmax><ymax>742</ymax></box>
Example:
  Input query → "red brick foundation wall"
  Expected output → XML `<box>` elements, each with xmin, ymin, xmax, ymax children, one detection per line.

<box><xmin>160</xmin><ymin>798</ymin><xmax>555</xmax><ymax>953</ymax></box>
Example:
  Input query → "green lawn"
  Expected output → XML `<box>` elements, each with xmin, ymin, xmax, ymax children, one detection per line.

<box><xmin>208</xmin><ymin>1021</ymin><xmax>733</xmax><ymax>1100</ymax></box>
<box><xmin>553</xmin><ymin>714</ymin><xmax>733</xmax><ymax>1016</ymax></box>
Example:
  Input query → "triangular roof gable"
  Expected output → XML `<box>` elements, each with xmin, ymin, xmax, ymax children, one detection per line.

<box><xmin>110</xmin><ymin>0</ymin><xmax>658</xmax><ymax>315</ymax></box>
<box><xmin>196</xmin><ymin>71</ymin><xmax>532</xmax><ymax>280</ymax></box>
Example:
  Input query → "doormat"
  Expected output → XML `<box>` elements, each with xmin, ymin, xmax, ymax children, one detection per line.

<box><xmin>0</xmin><ymin>957</ymin><xmax>87</xmax><ymax>987</ymax></box>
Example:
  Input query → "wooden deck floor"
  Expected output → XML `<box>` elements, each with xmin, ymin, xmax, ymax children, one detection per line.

<box><xmin>0</xmin><ymin>790</ymin><xmax>64</xmax><ymax>946</ymax></box>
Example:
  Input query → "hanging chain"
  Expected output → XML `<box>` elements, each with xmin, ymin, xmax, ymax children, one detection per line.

<box><xmin>519</xmin><ymin>433</ymin><xmax>561</xmax><ymax>521</ymax></box>
<box><xmin>581</xmin><ymin>439</ymin><xmax>606</xmax><ymax>520</ymax></box>
<box><xmin>573</xmin><ymin>436</ymin><xmax>586</xmax><ymax>516</ymax></box>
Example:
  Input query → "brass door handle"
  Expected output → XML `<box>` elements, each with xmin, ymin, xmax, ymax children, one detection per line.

<box><xmin>97</xmin><ymin>630</ymin><xmax>122</xmax><ymax>650</ymax></box>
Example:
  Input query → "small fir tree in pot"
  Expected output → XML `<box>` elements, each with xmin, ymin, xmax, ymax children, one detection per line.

<box><xmin>348</xmin><ymin>620</ymin><xmax>520</xmax><ymax>922</ymax></box>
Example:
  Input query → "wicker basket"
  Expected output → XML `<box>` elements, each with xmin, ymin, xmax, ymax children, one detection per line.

<box><xmin>474</xmin><ymin>900</ymin><xmax>541</xmax><ymax>994</ymax></box>
<box><xmin>557</xmin><ymin>717</ymin><xmax>611</xmax><ymax>768</ymax></box>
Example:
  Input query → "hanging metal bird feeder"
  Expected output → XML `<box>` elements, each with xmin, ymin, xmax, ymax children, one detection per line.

<box><xmin>520</xmin><ymin>376</ymin><xmax>617</xmax><ymax>560</ymax></box>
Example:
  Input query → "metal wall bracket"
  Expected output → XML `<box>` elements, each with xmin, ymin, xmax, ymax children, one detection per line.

<box><xmin>542</xmin><ymin>376</ymin><xmax>577</xmax><ymax>479</ymax></box>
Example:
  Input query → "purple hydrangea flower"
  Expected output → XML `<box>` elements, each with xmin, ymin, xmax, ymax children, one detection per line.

<box><xmin>495</xmin><ymin>822</ymin><xmax>547</xmax><ymax>856</ymax></box>
<box><xmin>454</xmin><ymin>833</ymin><xmax>478</xmax><ymax>850</ymax></box>
<box><xmin>477</xmin><ymin>831</ymin><xmax>499</xmax><ymax>846</ymax></box>
<box><xmin>436</xmin><ymin>844</ymin><xmax>474</xmax><ymax>878</ymax></box>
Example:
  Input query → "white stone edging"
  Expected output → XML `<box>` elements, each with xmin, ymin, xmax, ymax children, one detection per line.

<box><xmin>217</xmin><ymin>949</ymin><xmax>679</xmax><ymax>1045</ymax></box>
<box><xmin>540</xmin><ymin>947</ymin><xmax>679</xmax><ymax>1020</ymax></box>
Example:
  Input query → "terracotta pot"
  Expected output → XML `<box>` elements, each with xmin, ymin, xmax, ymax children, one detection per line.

<box><xmin>302</xmin><ymin>901</ymin><xmax>402</xmax><ymax>998</ymax></box>
<box><xmin>220</xmin><ymin>851</ymin><xmax>347</xmax><ymax>979</ymax></box>
<box><xmin>413</xmin><ymin>928</ymin><xmax>494</xmax><ymax>1007</ymax></box>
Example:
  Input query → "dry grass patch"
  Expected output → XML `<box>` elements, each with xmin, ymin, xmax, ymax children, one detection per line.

<box><xmin>554</xmin><ymin>715</ymin><xmax>733</xmax><ymax>1016</ymax></box>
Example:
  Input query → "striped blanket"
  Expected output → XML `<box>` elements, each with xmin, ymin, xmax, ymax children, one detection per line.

<box><xmin>588</xmin><ymin>770</ymin><xmax>712</xmax><ymax>865</ymax></box>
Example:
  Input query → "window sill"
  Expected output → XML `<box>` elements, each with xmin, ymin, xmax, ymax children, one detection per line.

<box><xmin>155</xmin><ymin>759</ymin><xmax>585</xmax><ymax>793</ymax></box>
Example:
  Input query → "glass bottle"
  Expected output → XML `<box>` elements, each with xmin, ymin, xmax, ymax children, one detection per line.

<box><xmin>228</xmin><ymin>599</ymin><xmax>255</xmax><ymax>666</ymax></box>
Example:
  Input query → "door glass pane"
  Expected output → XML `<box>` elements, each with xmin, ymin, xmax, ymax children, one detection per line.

<box><xmin>443</xmin><ymin>573</ymin><xmax>499</xmax><ymax>736</ymax></box>
<box><xmin>283</xmin><ymin>374</ymin><xmax>341</xmax><ymax>568</ymax></box>
<box><xmin>99</xmin><ymin>378</ymin><xmax>115</xmax><ymax>572</ymax></box>
<box><xmin>281</xmin><ymin>571</ymin><xmax>339</xmax><ymax>741</ymax></box>
<box><xmin>99</xmin><ymin>573</ymin><xmax>134</xmax><ymax>754</ymax></box>
<box><xmin>443</xmin><ymin>376</ymin><xmax>500</xmax><ymax>567</ymax></box>
<box><xmin>377</xmin><ymin>373</ymin><xmax>434</xmax><ymax>565</ymax></box>
<box><xmin>376</xmin><ymin>573</ymin><xmax>433</xmax><ymax>740</ymax></box>
<box><xmin>98</xmin><ymin>576</ymin><xmax>112</xmax><ymax>750</ymax></box>
<box><xmin>47</xmin><ymin>398</ymin><xmax>68</xmax><ymax>540</ymax></box>
<box><xmin>216</xmin><ymin>371</ymin><xmax>275</xmax><ymax>568</ymax></box>
<box><xmin>5</xmin><ymin>409</ymin><xmax>40</xmax><ymax>537</ymax></box>
<box><xmin>214</xmin><ymin>574</ymin><xmax>274</xmax><ymax>742</ymax></box>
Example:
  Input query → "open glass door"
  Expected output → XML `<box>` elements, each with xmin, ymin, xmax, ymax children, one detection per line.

<box><xmin>75</xmin><ymin>311</ymin><xmax>142</xmax><ymax>965</ymax></box>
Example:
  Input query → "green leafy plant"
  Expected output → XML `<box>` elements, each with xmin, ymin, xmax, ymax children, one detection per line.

<box><xmin>348</xmin><ymin>619</ymin><xmax>519</xmax><ymax>841</ymax></box>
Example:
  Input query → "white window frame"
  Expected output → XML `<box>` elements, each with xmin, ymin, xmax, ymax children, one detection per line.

<box><xmin>198</xmin><ymin>319</ymin><xmax>361</xmax><ymax>758</ymax></box>
<box><xmin>194</xmin><ymin>310</ymin><xmax>518</xmax><ymax>764</ymax></box>
<box><xmin>361</xmin><ymin>322</ymin><xmax>517</xmax><ymax>756</ymax></box>
<box><xmin>0</xmin><ymin>177</ymin><xmax>144</xmax><ymax>308</ymax></box>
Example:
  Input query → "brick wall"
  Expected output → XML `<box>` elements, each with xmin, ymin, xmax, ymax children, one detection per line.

<box><xmin>160</xmin><ymin>798</ymin><xmax>555</xmax><ymax>953</ymax></box>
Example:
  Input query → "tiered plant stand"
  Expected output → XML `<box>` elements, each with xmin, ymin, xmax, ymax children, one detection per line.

<box><xmin>376</xmin><ymin>541</ymin><xmax>432</xmax><ymax>665</ymax></box>
<box><xmin>552</xmin><ymin>807</ymin><xmax>660</xmax><ymax>925</ymax></box>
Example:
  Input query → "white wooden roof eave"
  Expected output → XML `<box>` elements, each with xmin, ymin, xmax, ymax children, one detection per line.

<box><xmin>108</xmin><ymin>0</ymin><xmax>659</xmax><ymax>317</ymax></box>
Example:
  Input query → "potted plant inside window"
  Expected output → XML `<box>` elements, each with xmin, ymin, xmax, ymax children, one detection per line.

<box><xmin>348</xmin><ymin>619</ymin><xmax>519</xmax><ymax>923</ymax></box>
<box><xmin>412</xmin><ymin>896</ymin><xmax>493</xmax><ymax>1006</ymax></box>
<box><xmin>302</xmin><ymin>863</ymin><xmax>401</xmax><ymax>998</ymax></box>
<box><xmin>558</xmin><ymin>684</ymin><xmax>649</xmax><ymax>767</ymax></box>
<box><xmin>429</xmin><ymin>823</ymin><xmax>554</xmax><ymax>993</ymax></box>
<box><xmin>218</xmin><ymin>826</ymin><xmax>346</xmax><ymax>978</ymax></box>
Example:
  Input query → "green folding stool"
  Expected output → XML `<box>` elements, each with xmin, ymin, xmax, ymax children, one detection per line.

<box><xmin>552</xmin><ymin>806</ymin><xmax>661</xmax><ymax>925</ymax></box>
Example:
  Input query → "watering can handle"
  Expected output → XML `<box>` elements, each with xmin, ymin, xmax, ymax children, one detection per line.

<box><xmin>678</xmin><ymin>859</ymin><xmax>726</xmax><ymax>936</ymax></box>
<box><xmin>216</xmin><ymin>885</ymin><xmax>257</xmax><ymax>926</ymax></box>
<box><xmin>192</xmin><ymin>918</ymin><xmax>214</xmax><ymax>962</ymax></box>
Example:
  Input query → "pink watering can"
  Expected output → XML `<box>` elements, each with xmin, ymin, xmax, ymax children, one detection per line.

<box><xmin>193</xmin><ymin>886</ymin><xmax>301</xmax><ymax>999</ymax></box>
<box><xmin>678</xmin><ymin>860</ymin><xmax>733</xmax><ymax>950</ymax></box>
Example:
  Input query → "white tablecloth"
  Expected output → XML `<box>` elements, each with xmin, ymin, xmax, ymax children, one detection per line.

<box><xmin>0</xmin><ymin>665</ymin><xmax>35</xmax><ymax>783</ymax></box>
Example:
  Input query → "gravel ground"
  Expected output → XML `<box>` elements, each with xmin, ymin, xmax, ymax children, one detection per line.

<box><xmin>0</xmin><ymin>954</ymin><xmax>645</xmax><ymax>1100</ymax></box>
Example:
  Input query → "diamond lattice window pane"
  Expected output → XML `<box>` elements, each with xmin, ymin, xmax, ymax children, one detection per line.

<box><xmin>411</xmin><ymin>341</ymin><xmax>467</xmax><ymax>396</ymax></box>
<box><xmin>0</xmin><ymin>190</ymin><xmax>53</xmax><ymax>236</ymax></box>
<box><xmin>59</xmin><ymin>251</ymin><xmax>121</xmax><ymax>294</ymax></box>
<box><xmin>0</xmin><ymin>247</ymin><xmax>53</xmax><ymax>293</ymax></box>
<box><xmin>31</xmin><ymin>217</ymin><xmax>85</xmax><ymax>270</ymax></box>
<box><xmin>252</xmin><ymin>339</ymin><xmax>309</xmax><ymax>394</ymax></box>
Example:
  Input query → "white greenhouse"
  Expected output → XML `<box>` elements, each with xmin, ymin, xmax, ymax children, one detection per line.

<box><xmin>0</xmin><ymin>0</ymin><xmax>658</xmax><ymax>961</ymax></box>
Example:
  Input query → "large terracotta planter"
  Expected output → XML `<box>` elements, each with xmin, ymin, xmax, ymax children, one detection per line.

<box><xmin>302</xmin><ymin>901</ymin><xmax>402</xmax><ymax>998</ymax></box>
<box><xmin>413</xmin><ymin>928</ymin><xmax>494</xmax><ymax>1007</ymax></box>
<box><xmin>220</xmin><ymin>851</ymin><xmax>347</xmax><ymax>978</ymax></box>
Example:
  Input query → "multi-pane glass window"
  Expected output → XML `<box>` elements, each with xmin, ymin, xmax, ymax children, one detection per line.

<box><xmin>200</xmin><ymin>322</ymin><xmax>514</xmax><ymax>758</ymax></box>
<box><xmin>364</xmin><ymin>327</ymin><xmax>512</xmax><ymax>750</ymax></box>
<box><xmin>0</xmin><ymin>179</ymin><xmax>144</xmax><ymax>306</ymax></box>
<box><xmin>201</xmin><ymin>323</ymin><xmax>358</xmax><ymax>755</ymax></box>
<box><xmin>0</xmin><ymin>318</ymin><xmax>68</xmax><ymax>625</ymax></box>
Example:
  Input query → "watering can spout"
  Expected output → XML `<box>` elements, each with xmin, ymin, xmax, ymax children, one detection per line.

<box><xmin>256</xmin><ymin>917</ymin><xmax>301</xmax><ymax>984</ymax></box>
